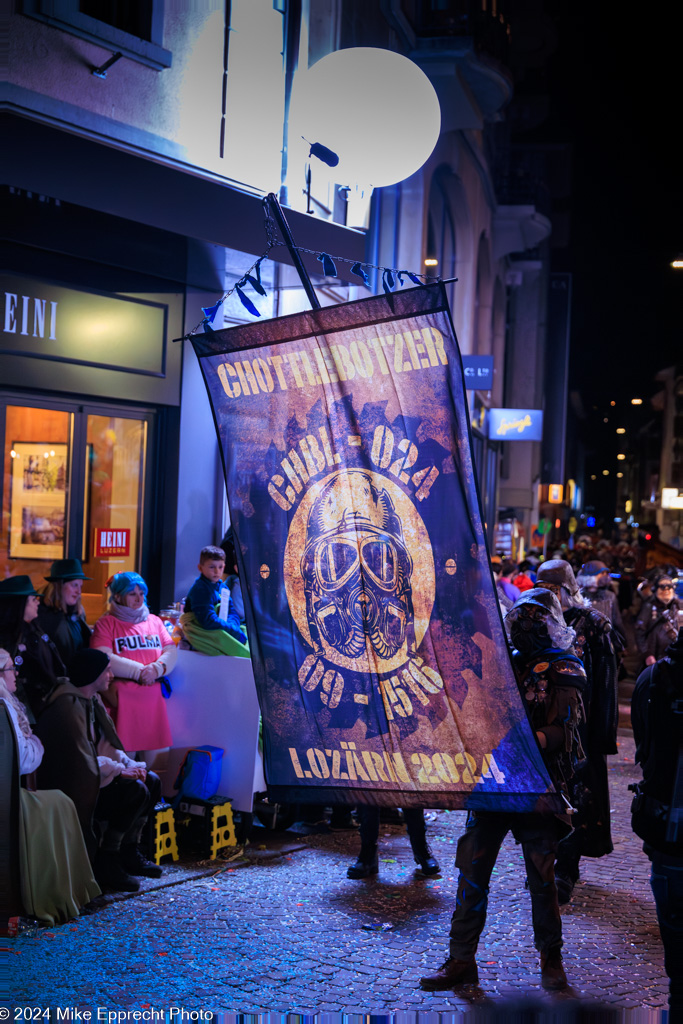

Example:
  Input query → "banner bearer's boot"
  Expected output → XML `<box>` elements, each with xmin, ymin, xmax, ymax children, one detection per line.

<box><xmin>540</xmin><ymin>948</ymin><xmax>568</xmax><ymax>990</ymax></box>
<box><xmin>410</xmin><ymin>839</ymin><xmax>441</xmax><ymax>876</ymax></box>
<box><xmin>419</xmin><ymin>958</ymin><xmax>479</xmax><ymax>990</ymax></box>
<box><xmin>347</xmin><ymin>843</ymin><xmax>379</xmax><ymax>879</ymax></box>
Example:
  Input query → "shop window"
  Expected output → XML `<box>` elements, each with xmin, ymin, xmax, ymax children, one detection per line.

<box><xmin>79</xmin><ymin>0</ymin><xmax>153</xmax><ymax>41</ymax></box>
<box><xmin>80</xmin><ymin>414</ymin><xmax>147</xmax><ymax>622</ymax></box>
<box><xmin>1</xmin><ymin>400</ymin><xmax>150</xmax><ymax>622</ymax></box>
<box><xmin>1</xmin><ymin>404</ymin><xmax>72</xmax><ymax>584</ymax></box>
<box><xmin>21</xmin><ymin>0</ymin><xmax>172</xmax><ymax>71</ymax></box>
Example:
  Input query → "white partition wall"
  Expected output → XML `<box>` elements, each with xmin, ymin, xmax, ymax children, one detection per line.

<box><xmin>165</xmin><ymin>649</ymin><xmax>264</xmax><ymax>812</ymax></box>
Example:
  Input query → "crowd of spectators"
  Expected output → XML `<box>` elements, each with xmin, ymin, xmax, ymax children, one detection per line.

<box><xmin>1</xmin><ymin>544</ymin><xmax>246</xmax><ymax>924</ymax></box>
<box><xmin>493</xmin><ymin>536</ymin><xmax>682</xmax><ymax>675</ymax></box>
<box><xmin>2</xmin><ymin>533</ymin><xmax>681</xmax><ymax>1002</ymax></box>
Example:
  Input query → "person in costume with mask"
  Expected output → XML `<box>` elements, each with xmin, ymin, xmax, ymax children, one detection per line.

<box><xmin>576</xmin><ymin>561</ymin><xmax>625</xmax><ymax>642</ymax></box>
<box><xmin>635</xmin><ymin>573</ymin><xmax>681</xmax><ymax>670</ymax></box>
<box><xmin>420</xmin><ymin>589</ymin><xmax>586</xmax><ymax>994</ymax></box>
<box><xmin>534</xmin><ymin>559</ymin><xmax>619</xmax><ymax>904</ymax></box>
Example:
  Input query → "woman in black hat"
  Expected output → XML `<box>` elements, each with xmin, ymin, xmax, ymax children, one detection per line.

<box><xmin>0</xmin><ymin>575</ymin><xmax>68</xmax><ymax>713</ymax></box>
<box><xmin>37</xmin><ymin>558</ymin><xmax>92</xmax><ymax>667</ymax></box>
<box><xmin>0</xmin><ymin>575</ymin><xmax>39</xmax><ymax>657</ymax></box>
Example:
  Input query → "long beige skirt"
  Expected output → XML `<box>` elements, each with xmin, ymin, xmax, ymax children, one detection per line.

<box><xmin>19</xmin><ymin>788</ymin><xmax>101</xmax><ymax>925</ymax></box>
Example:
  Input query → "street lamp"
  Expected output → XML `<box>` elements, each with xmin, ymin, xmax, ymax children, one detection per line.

<box><xmin>291</xmin><ymin>48</ymin><xmax>441</xmax><ymax>192</ymax></box>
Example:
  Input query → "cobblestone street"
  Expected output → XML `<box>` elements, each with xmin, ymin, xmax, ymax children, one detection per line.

<box><xmin>7</xmin><ymin>732</ymin><xmax>669</xmax><ymax>1018</ymax></box>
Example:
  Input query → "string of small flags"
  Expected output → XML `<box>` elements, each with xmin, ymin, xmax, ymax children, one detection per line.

<box><xmin>188</xmin><ymin>198</ymin><xmax>435</xmax><ymax>339</ymax></box>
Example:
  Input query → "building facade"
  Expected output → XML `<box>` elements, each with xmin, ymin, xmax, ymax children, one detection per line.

<box><xmin>3</xmin><ymin>0</ymin><xmax>561</xmax><ymax>615</ymax></box>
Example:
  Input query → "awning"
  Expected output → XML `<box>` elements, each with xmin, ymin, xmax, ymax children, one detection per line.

<box><xmin>2</xmin><ymin>112</ymin><xmax>367</xmax><ymax>283</ymax></box>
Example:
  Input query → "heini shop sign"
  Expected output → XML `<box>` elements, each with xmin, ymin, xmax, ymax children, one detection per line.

<box><xmin>95</xmin><ymin>529</ymin><xmax>131</xmax><ymax>557</ymax></box>
<box><xmin>4</xmin><ymin>290</ymin><xmax>57</xmax><ymax>339</ymax></box>
<box><xmin>488</xmin><ymin>408</ymin><xmax>544</xmax><ymax>441</ymax></box>
<box><xmin>2</xmin><ymin>274</ymin><xmax>167</xmax><ymax>376</ymax></box>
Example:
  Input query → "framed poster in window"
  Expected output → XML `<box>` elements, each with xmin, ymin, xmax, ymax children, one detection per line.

<box><xmin>9</xmin><ymin>442</ymin><xmax>68</xmax><ymax>560</ymax></box>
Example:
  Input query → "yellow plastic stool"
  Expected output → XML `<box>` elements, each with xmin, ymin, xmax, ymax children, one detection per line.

<box><xmin>154</xmin><ymin>805</ymin><xmax>179</xmax><ymax>864</ymax></box>
<box><xmin>210</xmin><ymin>800</ymin><xmax>236</xmax><ymax>859</ymax></box>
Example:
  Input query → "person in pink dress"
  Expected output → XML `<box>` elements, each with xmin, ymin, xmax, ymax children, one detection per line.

<box><xmin>91</xmin><ymin>572</ymin><xmax>176</xmax><ymax>763</ymax></box>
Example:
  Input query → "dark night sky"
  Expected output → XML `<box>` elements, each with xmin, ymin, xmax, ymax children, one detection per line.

<box><xmin>537</xmin><ymin>5</ymin><xmax>682</xmax><ymax>407</ymax></box>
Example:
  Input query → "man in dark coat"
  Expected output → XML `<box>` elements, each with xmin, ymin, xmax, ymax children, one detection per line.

<box><xmin>631</xmin><ymin>633</ymin><xmax>683</xmax><ymax>1014</ymax></box>
<box><xmin>419</xmin><ymin>589</ymin><xmax>586</xmax><ymax>993</ymax></box>
<box><xmin>535</xmin><ymin>559</ymin><xmax>619</xmax><ymax>903</ymax></box>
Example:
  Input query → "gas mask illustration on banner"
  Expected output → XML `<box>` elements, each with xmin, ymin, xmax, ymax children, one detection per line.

<box><xmin>284</xmin><ymin>465</ymin><xmax>442</xmax><ymax>714</ymax></box>
<box><xmin>300</xmin><ymin>470</ymin><xmax>417</xmax><ymax>663</ymax></box>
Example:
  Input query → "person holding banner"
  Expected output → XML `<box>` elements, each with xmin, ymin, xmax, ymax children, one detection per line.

<box><xmin>347</xmin><ymin>805</ymin><xmax>439</xmax><ymax>878</ymax></box>
<box><xmin>420</xmin><ymin>589</ymin><xmax>586</xmax><ymax>993</ymax></box>
<box><xmin>534</xmin><ymin>559</ymin><xmax>619</xmax><ymax>906</ymax></box>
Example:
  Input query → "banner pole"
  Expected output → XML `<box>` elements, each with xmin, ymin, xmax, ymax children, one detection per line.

<box><xmin>266</xmin><ymin>192</ymin><xmax>321</xmax><ymax>311</ymax></box>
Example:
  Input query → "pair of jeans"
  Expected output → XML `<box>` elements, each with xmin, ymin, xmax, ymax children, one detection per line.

<box><xmin>448</xmin><ymin>811</ymin><xmax>562</xmax><ymax>959</ymax></box>
<box><xmin>649</xmin><ymin>850</ymin><xmax>683</xmax><ymax>1009</ymax></box>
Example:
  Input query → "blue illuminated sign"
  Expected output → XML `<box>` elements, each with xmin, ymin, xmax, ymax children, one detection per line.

<box><xmin>488</xmin><ymin>408</ymin><xmax>544</xmax><ymax>441</ymax></box>
<box><xmin>462</xmin><ymin>355</ymin><xmax>494</xmax><ymax>389</ymax></box>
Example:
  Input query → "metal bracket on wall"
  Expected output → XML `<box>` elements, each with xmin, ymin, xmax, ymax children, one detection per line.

<box><xmin>91</xmin><ymin>52</ymin><xmax>123</xmax><ymax>79</ymax></box>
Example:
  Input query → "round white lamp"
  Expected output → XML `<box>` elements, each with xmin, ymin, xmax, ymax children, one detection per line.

<box><xmin>291</xmin><ymin>47</ymin><xmax>441</xmax><ymax>189</ymax></box>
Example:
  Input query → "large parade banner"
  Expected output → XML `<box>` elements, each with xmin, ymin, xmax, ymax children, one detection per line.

<box><xmin>192</xmin><ymin>283</ymin><xmax>556</xmax><ymax>810</ymax></box>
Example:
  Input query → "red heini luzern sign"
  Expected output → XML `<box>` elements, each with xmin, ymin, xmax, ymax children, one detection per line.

<box><xmin>95</xmin><ymin>528</ymin><xmax>131</xmax><ymax>557</ymax></box>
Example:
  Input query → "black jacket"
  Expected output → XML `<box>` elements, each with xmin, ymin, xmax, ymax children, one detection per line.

<box><xmin>15</xmin><ymin>623</ymin><xmax>67</xmax><ymax>715</ymax></box>
<box><xmin>631</xmin><ymin>642</ymin><xmax>683</xmax><ymax>856</ymax></box>
<box><xmin>634</xmin><ymin>596</ymin><xmax>680</xmax><ymax>663</ymax></box>
<box><xmin>563</xmin><ymin>605</ymin><xmax>618</xmax><ymax>857</ymax></box>
<box><xmin>513</xmin><ymin>647</ymin><xmax>587</xmax><ymax>827</ymax></box>
<box><xmin>565</xmin><ymin>605</ymin><xmax>618</xmax><ymax>756</ymax></box>
<box><xmin>36</xmin><ymin>602</ymin><xmax>91</xmax><ymax>670</ymax></box>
